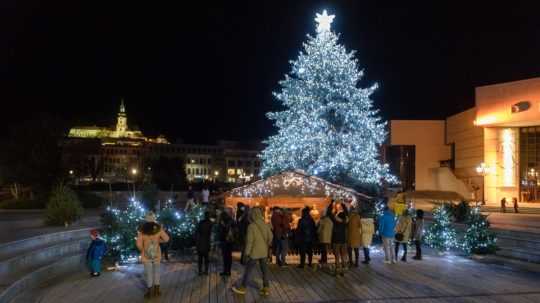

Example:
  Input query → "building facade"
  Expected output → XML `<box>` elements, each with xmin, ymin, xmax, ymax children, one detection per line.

<box><xmin>62</xmin><ymin>101</ymin><xmax>262</xmax><ymax>184</ymax></box>
<box><xmin>388</xmin><ymin>77</ymin><xmax>540</xmax><ymax>204</ymax></box>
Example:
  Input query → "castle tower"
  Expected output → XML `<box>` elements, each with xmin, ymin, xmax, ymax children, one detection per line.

<box><xmin>116</xmin><ymin>99</ymin><xmax>128</xmax><ymax>135</ymax></box>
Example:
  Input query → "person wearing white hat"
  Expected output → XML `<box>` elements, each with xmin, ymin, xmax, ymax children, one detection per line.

<box><xmin>136</xmin><ymin>211</ymin><xmax>170</xmax><ymax>299</ymax></box>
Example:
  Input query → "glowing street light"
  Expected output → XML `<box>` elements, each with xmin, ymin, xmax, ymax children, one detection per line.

<box><xmin>69</xmin><ymin>170</ymin><xmax>74</xmax><ymax>175</ymax></box>
<box><xmin>476</xmin><ymin>162</ymin><xmax>492</xmax><ymax>205</ymax></box>
<box><xmin>131</xmin><ymin>168</ymin><xmax>138</xmax><ymax>175</ymax></box>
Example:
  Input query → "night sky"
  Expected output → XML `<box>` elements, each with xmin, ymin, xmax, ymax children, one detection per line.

<box><xmin>4</xmin><ymin>1</ymin><xmax>540</xmax><ymax>144</ymax></box>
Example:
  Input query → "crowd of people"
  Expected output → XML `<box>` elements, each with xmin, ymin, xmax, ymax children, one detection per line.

<box><xmin>85</xmin><ymin>194</ymin><xmax>426</xmax><ymax>299</ymax></box>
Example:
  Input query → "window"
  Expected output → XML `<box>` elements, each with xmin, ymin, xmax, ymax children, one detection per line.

<box><xmin>196</xmin><ymin>168</ymin><xmax>200</xmax><ymax>175</ymax></box>
<box><xmin>227</xmin><ymin>169</ymin><xmax>235</xmax><ymax>176</ymax></box>
<box><xmin>199</xmin><ymin>158</ymin><xmax>204</xmax><ymax>164</ymax></box>
<box><xmin>187</xmin><ymin>168</ymin><xmax>191</xmax><ymax>174</ymax></box>
<box><xmin>207</xmin><ymin>159</ymin><xmax>212</xmax><ymax>165</ymax></box>
<box><xmin>228</xmin><ymin>160</ymin><xmax>235</xmax><ymax>167</ymax></box>
<box><xmin>238</xmin><ymin>160</ymin><xmax>243</xmax><ymax>167</ymax></box>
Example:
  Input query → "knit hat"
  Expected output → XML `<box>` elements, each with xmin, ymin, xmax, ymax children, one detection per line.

<box><xmin>145</xmin><ymin>211</ymin><xmax>157</xmax><ymax>223</ymax></box>
<box><xmin>90</xmin><ymin>229</ymin><xmax>99</xmax><ymax>237</ymax></box>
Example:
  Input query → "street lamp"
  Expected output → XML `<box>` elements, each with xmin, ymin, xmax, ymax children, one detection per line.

<box><xmin>476</xmin><ymin>162</ymin><xmax>491</xmax><ymax>205</ymax></box>
<box><xmin>131</xmin><ymin>168</ymin><xmax>138</xmax><ymax>199</ymax></box>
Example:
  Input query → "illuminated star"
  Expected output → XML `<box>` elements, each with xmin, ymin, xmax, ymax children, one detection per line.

<box><xmin>315</xmin><ymin>10</ymin><xmax>335</xmax><ymax>32</ymax></box>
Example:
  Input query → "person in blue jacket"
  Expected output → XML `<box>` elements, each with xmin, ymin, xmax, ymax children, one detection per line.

<box><xmin>378</xmin><ymin>206</ymin><xmax>397</xmax><ymax>264</ymax></box>
<box><xmin>87</xmin><ymin>229</ymin><xmax>107</xmax><ymax>277</ymax></box>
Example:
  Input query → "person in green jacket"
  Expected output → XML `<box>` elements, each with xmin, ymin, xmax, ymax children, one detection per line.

<box><xmin>232</xmin><ymin>207</ymin><xmax>273</xmax><ymax>296</ymax></box>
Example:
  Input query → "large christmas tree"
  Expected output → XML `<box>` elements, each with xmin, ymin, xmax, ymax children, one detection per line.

<box><xmin>260</xmin><ymin>10</ymin><xmax>393</xmax><ymax>185</ymax></box>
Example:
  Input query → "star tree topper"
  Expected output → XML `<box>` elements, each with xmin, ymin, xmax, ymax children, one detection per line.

<box><xmin>315</xmin><ymin>10</ymin><xmax>335</xmax><ymax>32</ymax></box>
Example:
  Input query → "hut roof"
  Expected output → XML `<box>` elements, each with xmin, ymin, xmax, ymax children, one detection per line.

<box><xmin>227</xmin><ymin>170</ymin><xmax>371</xmax><ymax>203</ymax></box>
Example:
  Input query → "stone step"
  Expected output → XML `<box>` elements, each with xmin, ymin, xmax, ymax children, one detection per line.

<box><xmin>0</xmin><ymin>252</ymin><xmax>85</xmax><ymax>303</ymax></box>
<box><xmin>481</xmin><ymin>207</ymin><xmax>540</xmax><ymax>214</ymax></box>
<box><xmin>0</xmin><ymin>228</ymin><xmax>92</xmax><ymax>262</ymax></box>
<box><xmin>0</xmin><ymin>237</ymin><xmax>89</xmax><ymax>283</ymax></box>
<box><xmin>493</xmin><ymin>229</ymin><xmax>540</xmax><ymax>241</ymax></box>
<box><xmin>496</xmin><ymin>246</ymin><xmax>540</xmax><ymax>263</ymax></box>
<box><xmin>495</xmin><ymin>237</ymin><xmax>540</xmax><ymax>251</ymax></box>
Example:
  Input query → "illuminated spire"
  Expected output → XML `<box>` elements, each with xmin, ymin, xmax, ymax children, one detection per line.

<box><xmin>120</xmin><ymin>99</ymin><xmax>126</xmax><ymax>113</ymax></box>
<box><xmin>315</xmin><ymin>10</ymin><xmax>335</xmax><ymax>33</ymax></box>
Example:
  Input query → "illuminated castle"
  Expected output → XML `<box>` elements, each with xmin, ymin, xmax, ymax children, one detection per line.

<box><xmin>68</xmin><ymin>100</ymin><xmax>169</xmax><ymax>145</ymax></box>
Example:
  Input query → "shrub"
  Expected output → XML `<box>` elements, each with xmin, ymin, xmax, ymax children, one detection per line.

<box><xmin>45</xmin><ymin>184</ymin><xmax>83</xmax><ymax>226</ymax></box>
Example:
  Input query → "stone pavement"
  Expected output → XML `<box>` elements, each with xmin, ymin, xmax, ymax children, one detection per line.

<box><xmin>11</xmin><ymin>250</ymin><xmax>540</xmax><ymax>303</ymax></box>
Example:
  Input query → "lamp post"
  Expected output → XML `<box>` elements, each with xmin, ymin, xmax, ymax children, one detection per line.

<box><xmin>131</xmin><ymin>168</ymin><xmax>138</xmax><ymax>199</ymax></box>
<box><xmin>476</xmin><ymin>162</ymin><xmax>491</xmax><ymax>205</ymax></box>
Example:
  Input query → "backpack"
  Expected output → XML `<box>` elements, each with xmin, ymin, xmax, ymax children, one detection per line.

<box><xmin>145</xmin><ymin>239</ymin><xmax>159</xmax><ymax>261</ymax></box>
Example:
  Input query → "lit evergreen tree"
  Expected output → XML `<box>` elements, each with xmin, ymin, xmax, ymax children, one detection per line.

<box><xmin>101</xmin><ymin>199</ymin><xmax>206</xmax><ymax>262</ymax></box>
<box><xmin>260</xmin><ymin>10</ymin><xmax>394</xmax><ymax>185</ymax></box>
<box><xmin>462</xmin><ymin>207</ymin><xmax>497</xmax><ymax>254</ymax></box>
<box><xmin>425</xmin><ymin>205</ymin><xmax>457</xmax><ymax>252</ymax></box>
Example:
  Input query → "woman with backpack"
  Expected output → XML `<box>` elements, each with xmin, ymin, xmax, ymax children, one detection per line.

<box><xmin>136</xmin><ymin>212</ymin><xmax>170</xmax><ymax>299</ymax></box>
<box><xmin>394</xmin><ymin>210</ymin><xmax>412</xmax><ymax>262</ymax></box>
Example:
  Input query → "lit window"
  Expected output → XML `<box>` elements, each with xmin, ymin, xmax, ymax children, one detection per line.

<box><xmin>227</xmin><ymin>169</ymin><xmax>235</xmax><ymax>176</ymax></box>
<box><xmin>237</xmin><ymin>169</ymin><xmax>243</xmax><ymax>175</ymax></box>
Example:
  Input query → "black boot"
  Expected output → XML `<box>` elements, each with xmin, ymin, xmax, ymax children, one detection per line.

<box><xmin>144</xmin><ymin>287</ymin><xmax>152</xmax><ymax>299</ymax></box>
<box><xmin>362</xmin><ymin>247</ymin><xmax>370</xmax><ymax>264</ymax></box>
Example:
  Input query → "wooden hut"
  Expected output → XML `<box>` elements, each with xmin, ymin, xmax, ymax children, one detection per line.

<box><xmin>224</xmin><ymin>171</ymin><xmax>371</xmax><ymax>223</ymax></box>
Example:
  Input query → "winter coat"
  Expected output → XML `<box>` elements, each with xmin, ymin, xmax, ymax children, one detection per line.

<box><xmin>218</xmin><ymin>215</ymin><xmax>235</xmax><ymax>244</ymax></box>
<box><xmin>378</xmin><ymin>210</ymin><xmax>397</xmax><ymax>238</ymax></box>
<box><xmin>271</xmin><ymin>212</ymin><xmax>291</xmax><ymax>240</ymax></box>
<box><xmin>360</xmin><ymin>218</ymin><xmax>375</xmax><ymax>247</ymax></box>
<box><xmin>317</xmin><ymin>216</ymin><xmax>333</xmax><ymax>244</ymax></box>
<box><xmin>86</xmin><ymin>238</ymin><xmax>106</xmax><ymax>260</ymax></box>
<box><xmin>237</xmin><ymin>207</ymin><xmax>250</xmax><ymax>244</ymax></box>
<box><xmin>244</xmin><ymin>207</ymin><xmax>273</xmax><ymax>259</ymax></box>
<box><xmin>136</xmin><ymin>222</ymin><xmax>170</xmax><ymax>263</ymax></box>
<box><xmin>347</xmin><ymin>212</ymin><xmax>362</xmax><ymax>248</ymax></box>
<box><xmin>413</xmin><ymin>218</ymin><xmax>424</xmax><ymax>241</ymax></box>
<box><xmin>195</xmin><ymin>219</ymin><xmax>213</xmax><ymax>253</ymax></box>
<box><xmin>330</xmin><ymin>210</ymin><xmax>348</xmax><ymax>244</ymax></box>
<box><xmin>395</xmin><ymin>216</ymin><xmax>412</xmax><ymax>243</ymax></box>
<box><xmin>297</xmin><ymin>212</ymin><xmax>317</xmax><ymax>243</ymax></box>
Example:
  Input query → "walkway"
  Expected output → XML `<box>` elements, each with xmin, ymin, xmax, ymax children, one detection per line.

<box><xmin>11</xmin><ymin>250</ymin><xmax>540</xmax><ymax>303</ymax></box>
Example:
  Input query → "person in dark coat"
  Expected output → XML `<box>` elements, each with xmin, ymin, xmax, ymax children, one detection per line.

<box><xmin>501</xmin><ymin>197</ymin><xmax>507</xmax><ymax>213</ymax></box>
<box><xmin>328</xmin><ymin>200</ymin><xmax>349</xmax><ymax>276</ymax></box>
<box><xmin>297</xmin><ymin>207</ymin><xmax>317</xmax><ymax>268</ymax></box>
<box><xmin>236</xmin><ymin>203</ymin><xmax>250</xmax><ymax>264</ymax></box>
<box><xmin>218</xmin><ymin>210</ymin><xmax>235</xmax><ymax>276</ymax></box>
<box><xmin>195</xmin><ymin>212</ymin><xmax>213</xmax><ymax>275</ymax></box>
<box><xmin>513</xmin><ymin>197</ymin><xmax>519</xmax><ymax>213</ymax></box>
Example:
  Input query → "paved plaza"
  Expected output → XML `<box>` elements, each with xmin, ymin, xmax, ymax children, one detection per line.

<box><xmin>11</xmin><ymin>250</ymin><xmax>540</xmax><ymax>303</ymax></box>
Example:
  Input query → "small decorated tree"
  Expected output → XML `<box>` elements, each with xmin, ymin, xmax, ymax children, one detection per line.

<box><xmin>101</xmin><ymin>199</ymin><xmax>147</xmax><ymax>262</ymax></box>
<box><xmin>101</xmin><ymin>199</ymin><xmax>206</xmax><ymax>262</ymax></box>
<box><xmin>462</xmin><ymin>206</ymin><xmax>497</xmax><ymax>254</ymax></box>
<box><xmin>425</xmin><ymin>205</ymin><xmax>457</xmax><ymax>252</ymax></box>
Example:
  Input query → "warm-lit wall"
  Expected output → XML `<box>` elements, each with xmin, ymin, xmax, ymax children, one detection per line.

<box><xmin>476</xmin><ymin>77</ymin><xmax>540</xmax><ymax>127</ymax></box>
<box><xmin>445</xmin><ymin>108</ymin><xmax>483</xmax><ymax>199</ymax></box>
<box><xmin>390</xmin><ymin>120</ymin><xmax>451</xmax><ymax>191</ymax></box>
